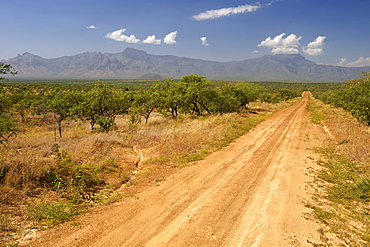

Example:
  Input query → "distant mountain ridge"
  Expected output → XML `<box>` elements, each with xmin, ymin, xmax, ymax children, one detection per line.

<box><xmin>2</xmin><ymin>48</ymin><xmax>369</xmax><ymax>82</ymax></box>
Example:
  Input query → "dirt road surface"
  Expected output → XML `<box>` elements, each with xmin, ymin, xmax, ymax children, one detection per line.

<box><xmin>24</xmin><ymin>93</ymin><xmax>327</xmax><ymax>246</ymax></box>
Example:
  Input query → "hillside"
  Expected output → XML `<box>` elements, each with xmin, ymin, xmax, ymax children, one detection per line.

<box><xmin>2</xmin><ymin>48</ymin><xmax>369</xmax><ymax>81</ymax></box>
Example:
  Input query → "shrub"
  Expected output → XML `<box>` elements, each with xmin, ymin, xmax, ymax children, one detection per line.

<box><xmin>339</xmin><ymin>72</ymin><xmax>370</xmax><ymax>124</ymax></box>
<box><xmin>44</xmin><ymin>144</ymin><xmax>103</xmax><ymax>203</ymax></box>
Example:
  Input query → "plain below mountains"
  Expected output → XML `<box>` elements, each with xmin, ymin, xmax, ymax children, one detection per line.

<box><xmin>2</xmin><ymin>48</ymin><xmax>369</xmax><ymax>82</ymax></box>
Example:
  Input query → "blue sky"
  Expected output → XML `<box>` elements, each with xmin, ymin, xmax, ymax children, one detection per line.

<box><xmin>2</xmin><ymin>0</ymin><xmax>370</xmax><ymax>67</ymax></box>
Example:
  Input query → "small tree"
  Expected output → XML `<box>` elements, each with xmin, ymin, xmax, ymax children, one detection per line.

<box><xmin>152</xmin><ymin>78</ymin><xmax>185</xmax><ymax>118</ymax></box>
<box><xmin>130</xmin><ymin>90</ymin><xmax>156</xmax><ymax>124</ymax></box>
<box><xmin>48</xmin><ymin>93</ymin><xmax>82</xmax><ymax>138</ymax></box>
<box><xmin>74</xmin><ymin>81</ymin><xmax>131</xmax><ymax>132</ymax></box>
<box><xmin>180</xmin><ymin>74</ymin><xmax>212</xmax><ymax>115</ymax></box>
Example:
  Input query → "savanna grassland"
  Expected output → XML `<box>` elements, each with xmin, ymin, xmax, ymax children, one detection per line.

<box><xmin>1</xmin><ymin>72</ymin><xmax>370</xmax><ymax>246</ymax></box>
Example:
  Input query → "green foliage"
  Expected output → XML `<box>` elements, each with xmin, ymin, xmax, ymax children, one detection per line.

<box><xmin>48</xmin><ymin>92</ymin><xmax>83</xmax><ymax>137</ymax></box>
<box><xmin>338</xmin><ymin>72</ymin><xmax>370</xmax><ymax>124</ymax></box>
<box><xmin>151</xmin><ymin>78</ymin><xmax>184</xmax><ymax>117</ymax></box>
<box><xmin>208</xmin><ymin>81</ymin><xmax>240</xmax><ymax>114</ymax></box>
<box><xmin>0</xmin><ymin>62</ymin><xmax>17</xmax><ymax>80</ymax></box>
<box><xmin>151</xmin><ymin>75</ymin><xmax>268</xmax><ymax>117</ymax></box>
<box><xmin>307</xmin><ymin>100</ymin><xmax>327</xmax><ymax>124</ymax></box>
<box><xmin>46</xmin><ymin>144</ymin><xmax>103</xmax><ymax>203</ymax></box>
<box><xmin>128</xmin><ymin>89</ymin><xmax>155</xmax><ymax>127</ymax></box>
<box><xmin>0</xmin><ymin>115</ymin><xmax>17</xmax><ymax>145</ymax></box>
<box><xmin>96</xmin><ymin>116</ymin><xmax>116</xmax><ymax>132</ymax></box>
<box><xmin>73</xmin><ymin>81</ymin><xmax>131</xmax><ymax>132</ymax></box>
<box><xmin>233</xmin><ymin>82</ymin><xmax>263</xmax><ymax>107</ymax></box>
<box><xmin>28</xmin><ymin>200</ymin><xmax>82</xmax><ymax>227</ymax></box>
<box><xmin>179</xmin><ymin>74</ymin><xmax>213</xmax><ymax>115</ymax></box>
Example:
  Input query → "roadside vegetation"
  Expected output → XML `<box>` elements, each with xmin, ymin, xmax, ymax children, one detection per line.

<box><xmin>306</xmin><ymin>72</ymin><xmax>370</xmax><ymax>246</ymax></box>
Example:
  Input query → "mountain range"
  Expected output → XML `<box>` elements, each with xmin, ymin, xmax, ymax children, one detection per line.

<box><xmin>2</xmin><ymin>48</ymin><xmax>369</xmax><ymax>82</ymax></box>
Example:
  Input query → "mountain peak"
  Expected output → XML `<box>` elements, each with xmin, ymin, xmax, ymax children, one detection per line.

<box><xmin>22</xmin><ymin>52</ymin><xmax>37</xmax><ymax>57</ymax></box>
<box><xmin>122</xmin><ymin>48</ymin><xmax>149</xmax><ymax>60</ymax></box>
<box><xmin>268</xmin><ymin>54</ymin><xmax>316</xmax><ymax>66</ymax></box>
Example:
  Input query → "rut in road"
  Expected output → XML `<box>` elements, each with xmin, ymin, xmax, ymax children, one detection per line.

<box><xmin>25</xmin><ymin>92</ymin><xmax>326</xmax><ymax>247</ymax></box>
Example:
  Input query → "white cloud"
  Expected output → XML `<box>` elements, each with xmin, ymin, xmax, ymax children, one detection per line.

<box><xmin>86</xmin><ymin>25</ymin><xmax>96</xmax><ymax>29</ymax></box>
<box><xmin>252</xmin><ymin>51</ymin><xmax>260</xmax><ymax>54</ymax></box>
<box><xmin>143</xmin><ymin>35</ymin><xmax>162</xmax><ymax>45</ymax></box>
<box><xmin>303</xmin><ymin>36</ymin><xmax>326</xmax><ymax>56</ymax></box>
<box><xmin>105</xmin><ymin>29</ymin><xmax>141</xmax><ymax>44</ymax></box>
<box><xmin>200</xmin><ymin>37</ymin><xmax>209</xmax><ymax>46</ymax></box>
<box><xmin>336</xmin><ymin>57</ymin><xmax>370</xmax><ymax>67</ymax></box>
<box><xmin>258</xmin><ymin>33</ymin><xmax>302</xmax><ymax>54</ymax></box>
<box><xmin>163</xmin><ymin>31</ymin><xmax>177</xmax><ymax>45</ymax></box>
<box><xmin>193</xmin><ymin>3</ymin><xmax>262</xmax><ymax>21</ymax></box>
<box><xmin>337</xmin><ymin>58</ymin><xmax>348</xmax><ymax>66</ymax></box>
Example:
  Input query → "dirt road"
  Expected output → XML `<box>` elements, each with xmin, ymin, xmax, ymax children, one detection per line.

<box><xmin>25</xmin><ymin>92</ymin><xmax>327</xmax><ymax>246</ymax></box>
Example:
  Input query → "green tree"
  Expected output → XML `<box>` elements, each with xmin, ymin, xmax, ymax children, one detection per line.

<box><xmin>48</xmin><ymin>93</ymin><xmax>82</xmax><ymax>138</ymax></box>
<box><xmin>12</xmin><ymin>93</ymin><xmax>34</xmax><ymax>122</ymax></box>
<box><xmin>72</xmin><ymin>92</ymin><xmax>100</xmax><ymax>131</ymax></box>
<box><xmin>233</xmin><ymin>82</ymin><xmax>263</xmax><ymax>109</ymax></box>
<box><xmin>73</xmin><ymin>81</ymin><xmax>131</xmax><ymax>132</ymax></box>
<box><xmin>129</xmin><ymin>90</ymin><xmax>156</xmax><ymax>125</ymax></box>
<box><xmin>210</xmin><ymin>82</ymin><xmax>240</xmax><ymax>114</ymax></box>
<box><xmin>180</xmin><ymin>74</ymin><xmax>212</xmax><ymax>115</ymax></box>
<box><xmin>152</xmin><ymin>78</ymin><xmax>185</xmax><ymax>118</ymax></box>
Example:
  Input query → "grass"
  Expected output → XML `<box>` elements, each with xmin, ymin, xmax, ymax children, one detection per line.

<box><xmin>307</xmin><ymin>95</ymin><xmax>370</xmax><ymax>246</ymax></box>
<box><xmin>307</xmin><ymin>99</ymin><xmax>327</xmax><ymax>124</ymax></box>
<box><xmin>28</xmin><ymin>200</ymin><xmax>84</xmax><ymax>228</ymax></box>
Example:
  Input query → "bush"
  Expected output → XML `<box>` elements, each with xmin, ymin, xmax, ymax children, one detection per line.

<box><xmin>45</xmin><ymin>144</ymin><xmax>103</xmax><ymax>203</ymax></box>
<box><xmin>339</xmin><ymin>72</ymin><xmax>370</xmax><ymax>124</ymax></box>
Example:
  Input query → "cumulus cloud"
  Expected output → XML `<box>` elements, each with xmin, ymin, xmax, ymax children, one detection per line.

<box><xmin>105</xmin><ymin>29</ymin><xmax>141</xmax><ymax>44</ymax></box>
<box><xmin>86</xmin><ymin>25</ymin><xmax>96</xmax><ymax>29</ymax></box>
<box><xmin>258</xmin><ymin>33</ymin><xmax>302</xmax><ymax>54</ymax></box>
<box><xmin>303</xmin><ymin>36</ymin><xmax>326</xmax><ymax>56</ymax></box>
<box><xmin>252</xmin><ymin>51</ymin><xmax>260</xmax><ymax>54</ymax></box>
<box><xmin>337</xmin><ymin>57</ymin><xmax>370</xmax><ymax>67</ymax></box>
<box><xmin>105</xmin><ymin>29</ymin><xmax>179</xmax><ymax>45</ymax></box>
<box><xmin>193</xmin><ymin>3</ymin><xmax>262</xmax><ymax>21</ymax></box>
<box><xmin>200</xmin><ymin>37</ymin><xmax>209</xmax><ymax>46</ymax></box>
<box><xmin>143</xmin><ymin>35</ymin><xmax>162</xmax><ymax>45</ymax></box>
<box><xmin>163</xmin><ymin>31</ymin><xmax>177</xmax><ymax>45</ymax></box>
<box><xmin>336</xmin><ymin>58</ymin><xmax>348</xmax><ymax>67</ymax></box>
